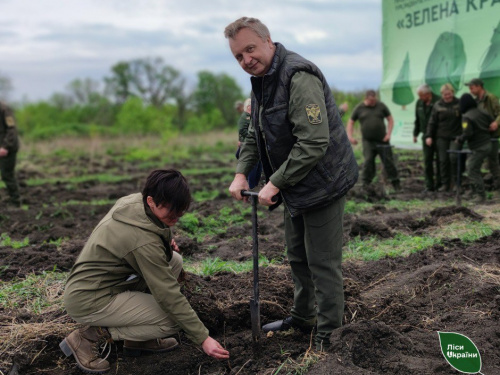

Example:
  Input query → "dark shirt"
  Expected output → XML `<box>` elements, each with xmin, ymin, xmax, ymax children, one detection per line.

<box><xmin>351</xmin><ymin>101</ymin><xmax>391</xmax><ymax>142</ymax></box>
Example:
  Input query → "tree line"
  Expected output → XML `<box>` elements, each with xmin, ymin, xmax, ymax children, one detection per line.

<box><xmin>0</xmin><ymin>58</ymin><xmax>365</xmax><ymax>140</ymax></box>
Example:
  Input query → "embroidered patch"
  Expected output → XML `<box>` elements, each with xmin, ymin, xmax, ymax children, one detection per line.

<box><xmin>462</xmin><ymin>122</ymin><xmax>468</xmax><ymax>129</ymax></box>
<box><xmin>305</xmin><ymin>104</ymin><xmax>322</xmax><ymax>124</ymax></box>
<box><xmin>5</xmin><ymin>116</ymin><xmax>15</xmax><ymax>127</ymax></box>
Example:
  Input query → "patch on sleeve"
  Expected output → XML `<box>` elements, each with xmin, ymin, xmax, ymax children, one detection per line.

<box><xmin>305</xmin><ymin>104</ymin><xmax>322</xmax><ymax>125</ymax></box>
<box><xmin>462</xmin><ymin>121</ymin><xmax>468</xmax><ymax>129</ymax></box>
<box><xmin>5</xmin><ymin>116</ymin><xmax>15</xmax><ymax>127</ymax></box>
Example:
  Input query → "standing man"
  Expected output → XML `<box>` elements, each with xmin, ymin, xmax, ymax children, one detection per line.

<box><xmin>224</xmin><ymin>17</ymin><xmax>358</xmax><ymax>351</ymax></box>
<box><xmin>236</xmin><ymin>98</ymin><xmax>262</xmax><ymax>189</ymax></box>
<box><xmin>346</xmin><ymin>90</ymin><xmax>401</xmax><ymax>191</ymax></box>
<box><xmin>466</xmin><ymin>78</ymin><xmax>500</xmax><ymax>189</ymax></box>
<box><xmin>455</xmin><ymin>94</ymin><xmax>493</xmax><ymax>203</ymax></box>
<box><xmin>425</xmin><ymin>84</ymin><xmax>462</xmax><ymax>193</ymax></box>
<box><xmin>0</xmin><ymin>101</ymin><xmax>21</xmax><ymax>207</ymax></box>
<box><xmin>413</xmin><ymin>84</ymin><xmax>441</xmax><ymax>192</ymax></box>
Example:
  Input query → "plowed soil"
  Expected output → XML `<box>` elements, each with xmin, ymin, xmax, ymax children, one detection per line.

<box><xmin>1</xmin><ymin>152</ymin><xmax>499</xmax><ymax>374</ymax></box>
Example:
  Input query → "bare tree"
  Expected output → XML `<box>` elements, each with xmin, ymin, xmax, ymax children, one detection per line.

<box><xmin>105</xmin><ymin>57</ymin><xmax>186</xmax><ymax>108</ymax></box>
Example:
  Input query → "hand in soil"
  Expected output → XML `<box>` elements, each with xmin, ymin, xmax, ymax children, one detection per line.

<box><xmin>202</xmin><ymin>336</ymin><xmax>230</xmax><ymax>359</ymax></box>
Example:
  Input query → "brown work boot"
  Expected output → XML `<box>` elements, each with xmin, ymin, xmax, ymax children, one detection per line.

<box><xmin>123</xmin><ymin>337</ymin><xmax>179</xmax><ymax>357</ymax></box>
<box><xmin>59</xmin><ymin>326</ymin><xmax>112</xmax><ymax>374</ymax></box>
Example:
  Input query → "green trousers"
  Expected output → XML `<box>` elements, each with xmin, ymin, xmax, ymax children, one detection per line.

<box><xmin>422</xmin><ymin>138</ymin><xmax>441</xmax><ymax>190</ymax></box>
<box><xmin>74</xmin><ymin>252</ymin><xmax>183</xmax><ymax>341</ymax></box>
<box><xmin>361</xmin><ymin>139</ymin><xmax>399</xmax><ymax>186</ymax></box>
<box><xmin>487</xmin><ymin>139</ymin><xmax>500</xmax><ymax>187</ymax></box>
<box><xmin>284</xmin><ymin>197</ymin><xmax>345</xmax><ymax>348</ymax></box>
<box><xmin>0</xmin><ymin>152</ymin><xmax>20</xmax><ymax>204</ymax></box>
<box><xmin>467</xmin><ymin>142</ymin><xmax>491</xmax><ymax>197</ymax></box>
<box><xmin>436</xmin><ymin>138</ymin><xmax>461</xmax><ymax>188</ymax></box>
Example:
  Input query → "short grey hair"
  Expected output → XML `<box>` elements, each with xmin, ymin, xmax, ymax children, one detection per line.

<box><xmin>224</xmin><ymin>17</ymin><xmax>271</xmax><ymax>41</ymax></box>
<box><xmin>243</xmin><ymin>98</ymin><xmax>251</xmax><ymax>111</ymax></box>
<box><xmin>417</xmin><ymin>84</ymin><xmax>432</xmax><ymax>94</ymax></box>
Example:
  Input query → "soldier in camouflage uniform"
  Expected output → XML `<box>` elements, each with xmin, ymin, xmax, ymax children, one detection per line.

<box><xmin>466</xmin><ymin>78</ymin><xmax>500</xmax><ymax>189</ymax></box>
<box><xmin>0</xmin><ymin>101</ymin><xmax>20</xmax><ymax>207</ymax></box>
<box><xmin>456</xmin><ymin>94</ymin><xmax>493</xmax><ymax>203</ymax></box>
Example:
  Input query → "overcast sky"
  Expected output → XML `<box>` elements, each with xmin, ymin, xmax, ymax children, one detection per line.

<box><xmin>0</xmin><ymin>0</ymin><xmax>382</xmax><ymax>102</ymax></box>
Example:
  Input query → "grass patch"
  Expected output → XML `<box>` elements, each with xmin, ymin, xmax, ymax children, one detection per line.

<box><xmin>344</xmin><ymin>199</ymin><xmax>456</xmax><ymax>215</ymax></box>
<box><xmin>0</xmin><ymin>233</ymin><xmax>30</xmax><ymax>249</ymax></box>
<box><xmin>192</xmin><ymin>190</ymin><xmax>220</xmax><ymax>202</ymax></box>
<box><xmin>0</xmin><ymin>270</ymin><xmax>66</xmax><ymax>314</ymax></box>
<box><xmin>25</xmin><ymin>174</ymin><xmax>133</xmax><ymax>187</ymax></box>
<box><xmin>345</xmin><ymin>233</ymin><xmax>438</xmax><ymax>261</ymax></box>
<box><xmin>179</xmin><ymin>204</ymin><xmax>253</xmax><ymax>241</ymax></box>
<box><xmin>184</xmin><ymin>255</ymin><xmax>278</xmax><ymax>276</ymax></box>
<box><xmin>344</xmin><ymin>220</ymin><xmax>497</xmax><ymax>261</ymax></box>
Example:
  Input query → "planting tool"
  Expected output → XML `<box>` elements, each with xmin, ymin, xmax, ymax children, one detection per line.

<box><xmin>240</xmin><ymin>190</ymin><xmax>261</xmax><ymax>342</ymax></box>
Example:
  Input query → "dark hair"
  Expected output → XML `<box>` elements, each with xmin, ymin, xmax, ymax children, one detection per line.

<box><xmin>459</xmin><ymin>93</ymin><xmax>477</xmax><ymax>114</ymax></box>
<box><xmin>142</xmin><ymin>169</ymin><xmax>191</xmax><ymax>215</ymax></box>
<box><xmin>365</xmin><ymin>90</ymin><xmax>377</xmax><ymax>98</ymax></box>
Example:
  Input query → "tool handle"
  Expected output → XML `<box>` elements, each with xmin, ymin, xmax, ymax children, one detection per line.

<box><xmin>241</xmin><ymin>190</ymin><xmax>278</xmax><ymax>202</ymax></box>
<box><xmin>241</xmin><ymin>190</ymin><xmax>258</xmax><ymax>197</ymax></box>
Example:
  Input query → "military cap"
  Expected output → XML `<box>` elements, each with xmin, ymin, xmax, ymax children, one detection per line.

<box><xmin>465</xmin><ymin>78</ymin><xmax>484</xmax><ymax>87</ymax></box>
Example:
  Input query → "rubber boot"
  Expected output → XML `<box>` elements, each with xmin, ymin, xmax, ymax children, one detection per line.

<box><xmin>59</xmin><ymin>326</ymin><xmax>112</xmax><ymax>374</ymax></box>
<box><xmin>123</xmin><ymin>337</ymin><xmax>179</xmax><ymax>357</ymax></box>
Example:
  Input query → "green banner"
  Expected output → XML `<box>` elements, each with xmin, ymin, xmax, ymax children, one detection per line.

<box><xmin>381</xmin><ymin>0</ymin><xmax>500</xmax><ymax>148</ymax></box>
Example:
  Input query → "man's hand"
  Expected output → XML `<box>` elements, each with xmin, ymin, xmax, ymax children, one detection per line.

<box><xmin>339</xmin><ymin>102</ymin><xmax>349</xmax><ymax>113</ymax></box>
<box><xmin>258</xmin><ymin>181</ymin><xmax>280</xmax><ymax>206</ymax></box>
<box><xmin>383</xmin><ymin>134</ymin><xmax>391</xmax><ymax>142</ymax></box>
<box><xmin>229</xmin><ymin>173</ymin><xmax>249</xmax><ymax>201</ymax></box>
<box><xmin>489</xmin><ymin>121</ymin><xmax>498</xmax><ymax>132</ymax></box>
<box><xmin>413</xmin><ymin>136</ymin><xmax>417</xmax><ymax>143</ymax></box>
<box><xmin>0</xmin><ymin>147</ymin><xmax>8</xmax><ymax>157</ymax></box>
<box><xmin>425</xmin><ymin>137</ymin><xmax>433</xmax><ymax>147</ymax></box>
<box><xmin>348</xmin><ymin>136</ymin><xmax>358</xmax><ymax>145</ymax></box>
<box><xmin>171</xmin><ymin>239</ymin><xmax>180</xmax><ymax>253</ymax></box>
<box><xmin>202</xmin><ymin>337</ymin><xmax>230</xmax><ymax>359</ymax></box>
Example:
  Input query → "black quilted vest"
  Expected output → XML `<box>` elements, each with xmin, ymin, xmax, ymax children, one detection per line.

<box><xmin>250</xmin><ymin>43</ymin><xmax>358</xmax><ymax>216</ymax></box>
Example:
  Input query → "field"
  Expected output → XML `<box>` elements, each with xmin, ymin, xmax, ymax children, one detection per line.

<box><xmin>1</xmin><ymin>132</ymin><xmax>499</xmax><ymax>375</ymax></box>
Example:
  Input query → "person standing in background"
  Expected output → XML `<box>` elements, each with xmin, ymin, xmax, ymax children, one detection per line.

<box><xmin>0</xmin><ymin>101</ymin><xmax>21</xmax><ymax>208</ymax></box>
<box><xmin>413</xmin><ymin>84</ymin><xmax>441</xmax><ymax>193</ymax></box>
<box><xmin>346</xmin><ymin>90</ymin><xmax>401</xmax><ymax>191</ymax></box>
<box><xmin>466</xmin><ymin>78</ymin><xmax>500</xmax><ymax>189</ymax></box>
<box><xmin>425</xmin><ymin>83</ymin><xmax>462</xmax><ymax>193</ymax></box>
<box><xmin>236</xmin><ymin>98</ymin><xmax>262</xmax><ymax>188</ymax></box>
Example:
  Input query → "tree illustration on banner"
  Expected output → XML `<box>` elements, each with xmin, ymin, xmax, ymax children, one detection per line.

<box><xmin>425</xmin><ymin>32</ymin><xmax>467</xmax><ymax>94</ymax></box>
<box><xmin>479</xmin><ymin>20</ymin><xmax>500</xmax><ymax>97</ymax></box>
<box><xmin>438</xmin><ymin>332</ymin><xmax>484</xmax><ymax>374</ymax></box>
<box><xmin>392</xmin><ymin>52</ymin><xmax>414</xmax><ymax>110</ymax></box>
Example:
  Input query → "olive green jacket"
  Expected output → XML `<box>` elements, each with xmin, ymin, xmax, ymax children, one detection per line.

<box><xmin>425</xmin><ymin>98</ymin><xmax>462</xmax><ymax>140</ymax></box>
<box><xmin>477</xmin><ymin>91</ymin><xmax>500</xmax><ymax>138</ymax></box>
<box><xmin>457</xmin><ymin>108</ymin><xmax>493</xmax><ymax>149</ymax></box>
<box><xmin>413</xmin><ymin>93</ymin><xmax>440</xmax><ymax>138</ymax></box>
<box><xmin>0</xmin><ymin>102</ymin><xmax>19</xmax><ymax>153</ymax></box>
<box><xmin>238</xmin><ymin>111</ymin><xmax>251</xmax><ymax>142</ymax></box>
<box><xmin>64</xmin><ymin>193</ymin><xmax>209</xmax><ymax>345</ymax></box>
